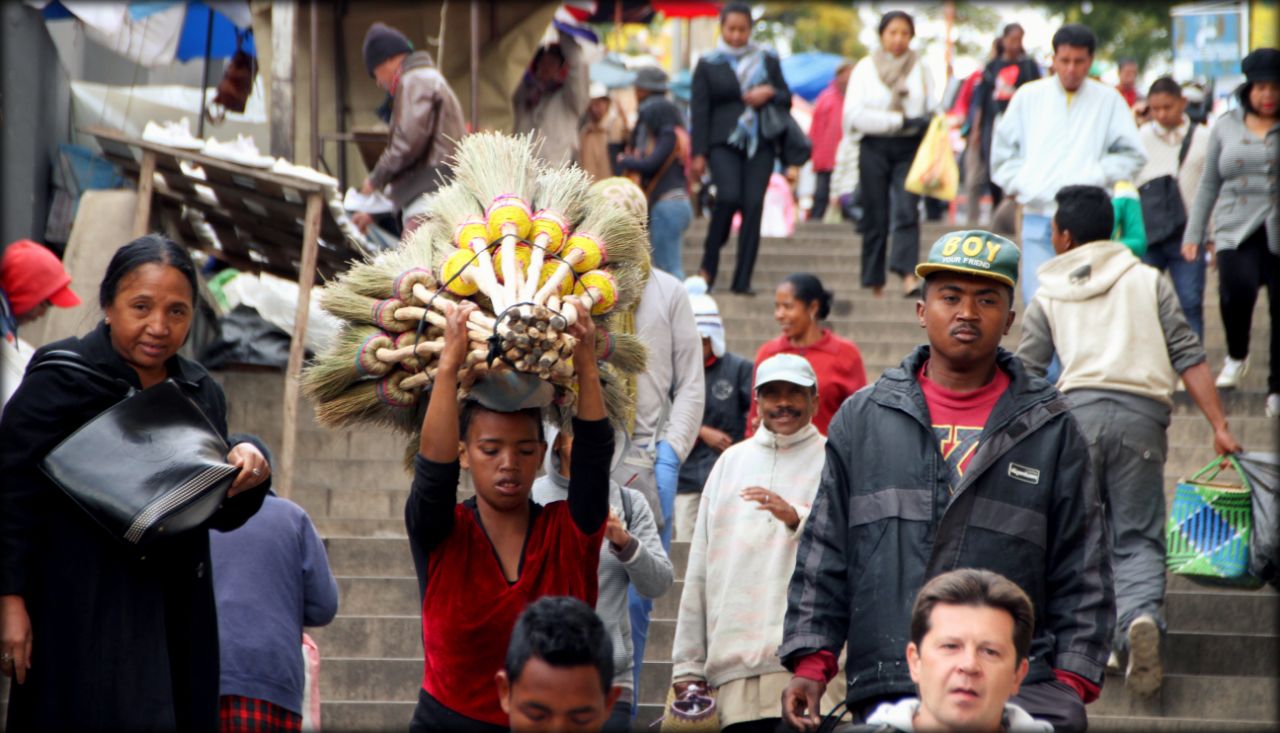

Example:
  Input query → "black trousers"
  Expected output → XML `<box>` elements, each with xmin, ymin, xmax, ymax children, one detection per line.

<box><xmin>1217</xmin><ymin>227</ymin><xmax>1280</xmax><ymax>393</ymax></box>
<box><xmin>810</xmin><ymin>170</ymin><xmax>832</xmax><ymax>220</ymax></box>
<box><xmin>700</xmin><ymin>142</ymin><xmax>776</xmax><ymax>292</ymax></box>
<box><xmin>858</xmin><ymin>134</ymin><xmax>924</xmax><ymax>288</ymax></box>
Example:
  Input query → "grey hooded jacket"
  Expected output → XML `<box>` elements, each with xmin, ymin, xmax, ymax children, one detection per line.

<box><xmin>779</xmin><ymin>346</ymin><xmax>1114</xmax><ymax>706</ymax></box>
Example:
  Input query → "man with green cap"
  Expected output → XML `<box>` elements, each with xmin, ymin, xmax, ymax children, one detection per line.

<box><xmin>779</xmin><ymin>230</ymin><xmax>1113</xmax><ymax>733</ymax></box>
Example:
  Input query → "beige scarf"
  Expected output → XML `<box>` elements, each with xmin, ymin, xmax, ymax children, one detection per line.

<box><xmin>872</xmin><ymin>48</ymin><xmax>918</xmax><ymax>112</ymax></box>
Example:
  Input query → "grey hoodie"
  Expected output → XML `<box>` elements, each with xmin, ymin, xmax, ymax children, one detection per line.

<box><xmin>531</xmin><ymin>424</ymin><xmax>673</xmax><ymax>698</ymax></box>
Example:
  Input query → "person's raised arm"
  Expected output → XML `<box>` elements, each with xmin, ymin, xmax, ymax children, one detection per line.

<box><xmin>405</xmin><ymin>302</ymin><xmax>473</xmax><ymax>574</ymax></box>
<box><xmin>566</xmin><ymin>301</ymin><xmax>612</xmax><ymax>533</ymax></box>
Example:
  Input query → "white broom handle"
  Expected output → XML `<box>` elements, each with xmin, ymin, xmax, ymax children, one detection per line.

<box><xmin>532</xmin><ymin>249</ymin><xmax>584</xmax><ymax>305</ymax></box>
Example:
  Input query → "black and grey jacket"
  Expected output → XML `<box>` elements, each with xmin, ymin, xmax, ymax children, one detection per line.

<box><xmin>779</xmin><ymin>346</ymin><xmax>1114</xmax><ymax>706</ymax></box>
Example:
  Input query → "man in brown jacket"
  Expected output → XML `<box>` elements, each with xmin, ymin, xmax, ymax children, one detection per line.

<box><xmin>360</xmin><ymin>23</ymin><xmax>467</xmax><ymax>231</ymax></box>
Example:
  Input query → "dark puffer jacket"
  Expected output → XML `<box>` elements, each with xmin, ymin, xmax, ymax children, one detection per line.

<box><xmin>779</xmin><ymin>346</ymin><xmax>1114</xmax><ymax>705</ymax></box>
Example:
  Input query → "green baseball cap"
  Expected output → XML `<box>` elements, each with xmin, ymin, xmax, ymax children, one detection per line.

<box><xmin>915</xmin><ymin>230</ymin><xmax>1020</xmax><ymax>288</ymax></box>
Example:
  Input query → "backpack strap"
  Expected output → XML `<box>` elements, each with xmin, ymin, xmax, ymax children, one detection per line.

<box><xmin>1178</xmin><ymin>123</ymin><xmax>1196</xmax><ymax>169</ymax></box>
<box><xmin>26</xmin><ymin>349</ymin><xmax>136</xmax><ymax>397</ymax></box>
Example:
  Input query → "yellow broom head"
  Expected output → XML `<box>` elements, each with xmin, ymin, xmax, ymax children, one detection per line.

<box><xmin>575</xmin><ymin>270</ymin><xmax>618</xmax><ymax>315</ymax></box>
<box><xmin>563</xmin><ymin>232</ymin><xmax>605</xmax><ymax>273</ymax></box>
<box><xmin>588</xmin><ymin>176</ymin><xmax>649</xmax><ymax>220</ymax></box>
<box><xmin>440</xmin><ymin>249</ymin><xmax>480</xmax><ymax>297</ymax></box>
<box><xmin>493</xmin><ymin>243</ymin><xmax>533</xmax><ymax>286</ymax></box>
<box><xmin>537</xmin><ymin>261</ymin><xmax>575</xmax><ymax>298</ymax></box>
<box><xmin>530</xmin><ymin>210</ymin><xmax>571</xmax><ymax>254</ymax></box>
<box><xmin>302</xmin><ymin>325</ymin><xmax>396</xmax><ymax>402</ymax></box>
<box><xmin>455</xmin><ymin>217</ymin><xmax>491</xmax><ymax>252</ymax></box>
<box><xmin>485</xmin><ymin>194</ymin><xmax>533</xmax><ymax>241</ymax></box>
<box><xmin>393</xmin><ymin>267</ymin><xmax>437</xmax><ymax>304</ymax></box>
<box><xmin>567</xmin><ymin>195</ymin><xmax>649</xmax><ymax>275</ymax></box>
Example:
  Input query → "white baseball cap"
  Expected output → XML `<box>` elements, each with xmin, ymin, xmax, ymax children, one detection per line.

<box><xmin>754</xmin><ymin>353</ymin><xmax>817</xmax><ymax>391</ymax></box>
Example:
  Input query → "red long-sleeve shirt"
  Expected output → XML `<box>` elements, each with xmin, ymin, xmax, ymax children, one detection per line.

<box><xmin>808</xmin><ymin>82</ymin><xmax>845</xmax><ymax>173</ymax></box>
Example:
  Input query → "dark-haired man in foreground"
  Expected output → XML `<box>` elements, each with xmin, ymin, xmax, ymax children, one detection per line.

<box><xmin>497</xmin><ymin>596</ymin><xmax>621</xmax><ymax>733</ymax></box>
<box><xmin>406</xmin><ymin>300</ymin><xmax>613</xmax><ymax>732</ymax></box>
<box><xmin>858</xmin><ymin>568</ymin><xmax>1052</xmax><ymax>732</ymax></box>
<box><xmin>780</xmin><ymin>231</ymin><xmax>1113</xmax><ymax>733</ymax></box>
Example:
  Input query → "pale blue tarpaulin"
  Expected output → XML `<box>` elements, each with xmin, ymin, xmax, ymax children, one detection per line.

<box><xmin>781</xmin><ymin>51</ymin><xmax>846</xmax><ymax>103</ymax></box>
<box><xmin>591</xmin><ymin>57</ymin><xmax>638</xmax><ymax>89</ymax></box>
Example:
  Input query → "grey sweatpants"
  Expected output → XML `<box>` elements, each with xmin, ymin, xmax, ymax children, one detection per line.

<box><xmin>1069</xmin><ymin>395</ymin><xmax>1170</xmax><ymax>651</ymax></box>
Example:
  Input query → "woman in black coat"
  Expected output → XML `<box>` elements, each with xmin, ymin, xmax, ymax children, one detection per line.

<box><xmin>0</xmin><ymin>235</ymin><xmax>271</xmax><ymax>732</ymax></box>
<box><xmin>691</xmin><ymin>1</ymin><xmax>792</xmax><ymax>295</ymax></box>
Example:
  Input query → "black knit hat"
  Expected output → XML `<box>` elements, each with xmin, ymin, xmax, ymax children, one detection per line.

<box><xmin>1242</xmin><ymin>48</ymin><xmax>1280</xmax><ymax>83</ymax></box>
<box><xmin>362</xmin><ymin>22</ymin><xmax>413</xmax><ymax>78</ymax></box>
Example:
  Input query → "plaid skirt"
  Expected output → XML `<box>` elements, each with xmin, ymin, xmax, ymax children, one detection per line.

<box><xmin>219</xmin><ymin>695</ymin><xmax>303</xmax><ymax>733</ymax></box>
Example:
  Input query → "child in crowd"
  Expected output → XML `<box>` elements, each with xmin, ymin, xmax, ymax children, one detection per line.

<box><xmin>496</xmin><ymin>596</ymin><xmax>621</xmax><ymax>733</ymax></box>
<box><xmin>407</xmin><ymin>300</ymin><xmax>613</xmax><ymax>732</ymax></box>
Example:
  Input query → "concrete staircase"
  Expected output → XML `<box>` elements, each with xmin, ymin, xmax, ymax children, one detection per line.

<box><xmin>214</xmin><ymin>217</ymin><xmax>1277</xmax><ymax>732</ymax></box>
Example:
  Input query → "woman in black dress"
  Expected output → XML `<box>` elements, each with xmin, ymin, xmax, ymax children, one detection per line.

<box><xmin>0</xmin><ymin>235</ymin><xmax>271</xmax><ymax>732</ymax></box>
<box><xmin>691</xmin><ymin>1</ymin><xmax>792</xmax><ymax>295</ymax></box>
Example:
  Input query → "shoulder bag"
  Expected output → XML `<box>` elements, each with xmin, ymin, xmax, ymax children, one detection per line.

<box><xmin>29</xmin><ymin>350</ymin><xmax>239</xmax><ymax>549</ymax></box>
<box><xmin>1137</xmin><ymin>124</ymin><xmax>1196</xmax><ymax>245</ymax></box>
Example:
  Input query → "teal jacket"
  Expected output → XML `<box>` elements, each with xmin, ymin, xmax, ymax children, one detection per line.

<box><xmin>1111</xmin><ymin>181</ymin><xmax>1147</xmax><ymax>256</ymax></box>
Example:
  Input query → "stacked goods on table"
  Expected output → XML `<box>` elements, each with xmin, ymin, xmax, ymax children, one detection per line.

<box><xmin>303</xmin><ymin>133</ymin><xmax>651</xmax><ymax>462</ymax></box>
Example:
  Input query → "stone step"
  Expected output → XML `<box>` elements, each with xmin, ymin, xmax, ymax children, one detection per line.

<box><xmin>294</xmin><ymin>458</ymin><xmax>411</xmax><ymax>495</ymax></box>
<box><xmin>1094</xmin><ymin>672</ymin><xmax>1278</xmax><ymax>721</ymax></box>
<box><xmin>296</xmin><ymin>486</ymin><xmax>409</xmax><ymax>520</ymax></box>
<box><xmin>310</xmin><ymin>615</ymin><xmax>419</xmax><ymax>658</ymax></box>
<box><xmin>312</xmin><ymin>517</ymin><xmax>407</xmax><ymax>536</ymax></box>
<box><xmin>319</xmin><ymin>658</ymin><xmax>419</xmax><ymax>702</ymax></box>
<box><xmin>1091</xmin><ymin>716</ymin><xmax>1276</xmax><ymax>732</ymax></box>
<box><xmin>324</xmin><ymin>537</ymin><xmax>416</xmax><ymax>577</ymax></box>
<box><xmin>321</xmin><ymin>700</ymin><xmax>417</xmax><ymax>733</ymax></box>
<box><xmin>334</xmin><ymin>576</ymin><xmax>418</xmax><ymax>616</ymax></box>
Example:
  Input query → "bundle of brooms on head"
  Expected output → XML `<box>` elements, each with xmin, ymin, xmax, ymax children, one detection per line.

<box><xmin>303</xmin><ymin>132</ymin><xmax>651</xmax><ymax>462</ymax></box>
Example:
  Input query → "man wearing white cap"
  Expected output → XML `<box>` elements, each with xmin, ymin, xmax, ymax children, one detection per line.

<box><xmin>675</xmin><ymin>277</ymin><xmax>754</xmax><ymax>541</ymax></box>
<box><xmin>579</xmin><ymin>82</ymin><xmax>615</xmax><ymax>182</ymax></box>
<box><xmin>671</xmin><ymin>353</ymin><xmax>841</xmax><ymax>732</ymax></box>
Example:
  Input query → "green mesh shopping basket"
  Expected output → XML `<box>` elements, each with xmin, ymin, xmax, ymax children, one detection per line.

<box><xmin>1166</xmin><ymin>457</ymin><xmax>1255</xmax><ymax>583</ymax></box>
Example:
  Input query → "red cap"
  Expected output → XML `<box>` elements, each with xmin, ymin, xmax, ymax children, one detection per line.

<box><xmin>1</xmin><ymin>240</ymin><xmax>82</xmax><ymax>316</ymax></box>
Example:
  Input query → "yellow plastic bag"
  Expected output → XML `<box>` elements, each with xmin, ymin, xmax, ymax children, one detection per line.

<box><xmin>905</xmin><ymin>116</ymin><xmax>959</xmax><ymax>201</ymax></box>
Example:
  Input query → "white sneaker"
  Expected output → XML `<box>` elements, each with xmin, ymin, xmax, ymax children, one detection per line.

<box><xmin>1106</xmin><ymin>651</ymin><xmax>1122</xmax><ymax>674</ymax></box>
<box><xmin>1215</xmin><ymin>356</ymin><xmax>1250</xmax><ymax>389</ymax></box>
<box><xmin>1266</xmin><ymin>393</ymin><xmax>1280</xmax><ymax>419</ymax></box>
<box><xmin>1125</xmin><ymin>614</ymin><xmax>1163</xmax><ymax>697</ymax></box>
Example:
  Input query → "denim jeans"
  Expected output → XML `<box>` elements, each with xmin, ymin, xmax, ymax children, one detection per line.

<box><xmin>650</xmin><ymin>197</ymin><xmax>692</xmax><ymax>280</ymax></box>
<box><xmin>1019</xmin><ymin>212</ymin><xmax>1055</xmax><ymax>305</ymax></box>
<box><xmin>1021</xmin><ymin>212</ymin><xmax>1060</xmax><ymax>381</ymax></box>
<box><xmin>1143</xmin><ymin>232</ymin><xmax>1206</xmax><ymax>341</ymax></box>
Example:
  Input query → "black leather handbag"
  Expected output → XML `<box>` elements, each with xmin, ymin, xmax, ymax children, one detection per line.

<box><xmin>30</xmin><ymin>350</ymin><xmax>239</xmax><ymax>549</ymax></box>
<box><xmin>761</xmin><ymin>104</ymin><xmax>813</xmax><ymax>167</ymax></box>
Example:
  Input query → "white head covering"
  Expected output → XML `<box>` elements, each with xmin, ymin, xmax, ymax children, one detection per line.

<box><xmin>684</xmin><ymin>276</ymin><xmax>724</xmax><ymax>357</ymax></box>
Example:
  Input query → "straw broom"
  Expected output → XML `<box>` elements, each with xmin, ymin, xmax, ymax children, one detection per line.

<box><xmin>451</xmin><ymin>132</ymin><xmax>541</xmax><ymax>310</ymax></box>
<box><xmin>302</xmin><ymin>326</ymin><xmax>398</xmax><ymax>402</ymax></box>
<box><xmin>428</xmin><ymin>183</ymin><xmax>507</xmax><ymax>310</ymax></box>
<box><xmin>523</xmin><ymin>166</ymin><xmax>591</xmax><ymax>305</ymax></box>
<box><xmin>532</xmin><ymin>199</ymin><xmax>649</xmax><ymax>312</ymax></box>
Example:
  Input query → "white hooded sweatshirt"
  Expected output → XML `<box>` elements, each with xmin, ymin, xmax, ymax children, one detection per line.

<box><xmin>866</xmin><ymin>697</ymin><xmax>1053</xmax><ymax>732</ymax></box>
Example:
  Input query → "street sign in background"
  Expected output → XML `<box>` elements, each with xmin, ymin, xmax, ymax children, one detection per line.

<box><xmin>1171</xmin><ymin>1</ymin><xmax>1247</xmax><ymax>83</ymax></box>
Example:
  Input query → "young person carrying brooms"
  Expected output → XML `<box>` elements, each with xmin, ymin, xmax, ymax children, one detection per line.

<box><xmin>407</xmin><ymin>297</ymin><xmax>614</xmax><ymax>732</ymax></box>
